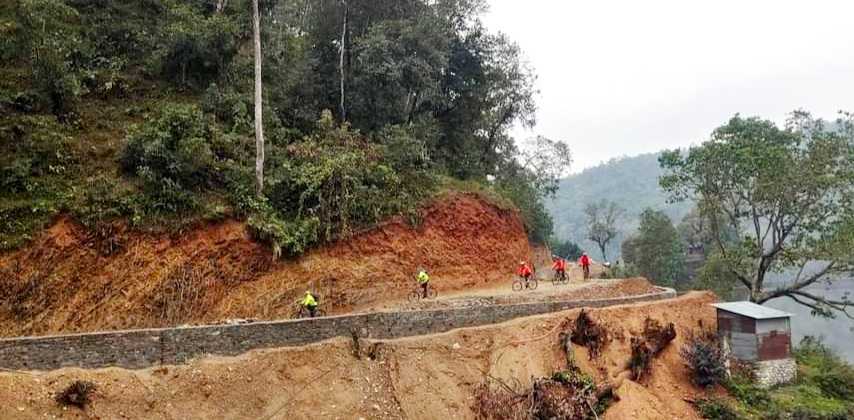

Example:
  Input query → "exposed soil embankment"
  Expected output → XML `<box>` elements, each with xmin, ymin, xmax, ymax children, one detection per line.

<box><xmin>0</xmin><ymin>292</ymin><xmax>717</xmax><ymax>419</ymax></box>
<box><xmin>0</xmin><ymin>193</ymin><xmax>536</xmax><ymax>337</ymax></box>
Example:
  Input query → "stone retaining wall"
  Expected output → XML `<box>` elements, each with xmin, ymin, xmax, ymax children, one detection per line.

<box><xmin>0</xmin><ymin>287</ymin><xmax>676</xmax><ymax>371</ymax></box>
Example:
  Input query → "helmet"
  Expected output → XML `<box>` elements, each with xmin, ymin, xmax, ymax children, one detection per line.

<box><xmin>305</xmin><ymin>290</ymin><xmax>311</xmax><ymax>295</ymax></box>
<box><xmin>519</xmin><ymin>260</ymin><xmax>525</xmax><ymax>265</ymax></box>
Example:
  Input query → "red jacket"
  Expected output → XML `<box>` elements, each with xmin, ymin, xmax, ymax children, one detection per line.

<box><xmin>579</xmin><ymin>255</ymin><xmax>590</xmax><ymax>267</ymax></box>
<box><xmin>551</xmin><ymin>259</ymin><xmax>566</xmax><ymax>271</ymax></box>
<box><xmin>517</xmin><ymin>264</ymin><xmax>532</xmax><ymax>277</ymax></box>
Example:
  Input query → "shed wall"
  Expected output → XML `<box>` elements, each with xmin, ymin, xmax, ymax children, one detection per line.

<box><xmin>756</xmin><ymin>318</ymin><xmax>789</xmax><ymax>334</ymax></box>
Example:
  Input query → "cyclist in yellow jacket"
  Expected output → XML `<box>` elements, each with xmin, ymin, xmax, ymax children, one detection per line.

<box><xmin>300</xmin><ymin>290</ymin><xmax>318</xmax><ymax>317</ymax></box>
<box><xmin>417</xmin><ymin>270</ymin><xmax>430</xmax><ymax>298</ymax></box>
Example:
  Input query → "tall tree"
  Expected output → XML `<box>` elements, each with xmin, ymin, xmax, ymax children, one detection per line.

<box><xmin>584</xmin><ymin>199</ymin><xmax>624</xmax><ymax>261</ymax></box>
<box><xmin>252</xmin><ymin>0</ymin><xmax>264</xmax><ymax>196</ymax></box>
<box><xmin>338</xmin><ymin>0</ymin><xmax>348</xmax><ymax>121</ymax></box>
<box><xmin>622</xmin><ymin>209</ymin><xmax>686</xmax><ymax>286</ymax></box>
<box><xmin>660</xmin><ymin>112</ymin><xmax>854</xmax><ymax>318</ymax></box>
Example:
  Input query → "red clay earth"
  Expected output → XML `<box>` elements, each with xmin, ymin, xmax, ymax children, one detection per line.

<box><xmin>0</xmin><ymin>193</ymin><xmax>547</xmax><ymax>337</ymax></box>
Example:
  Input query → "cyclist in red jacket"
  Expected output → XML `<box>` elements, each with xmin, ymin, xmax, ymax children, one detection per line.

<box><xmin>517</xmin><ymin>260</ymin><xmax>533</xmax><ymax>281</ymax></box>
<box><xmin>579</xmin><ymin>252</ymin><xmax>591</xmax><ymax>280</ymax></box>
<box><xmin>551</xmin><ymin>255</ymin><xmax>567</xmax><ymax>281</ymax></box>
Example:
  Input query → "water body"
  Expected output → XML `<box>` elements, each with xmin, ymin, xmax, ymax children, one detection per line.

<box><xmin>762</xmin><ymin>276</ymin><xmax>854</xmax><ymax>363</ymax></box>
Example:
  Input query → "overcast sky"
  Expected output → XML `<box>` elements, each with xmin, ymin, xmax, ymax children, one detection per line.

<box><xmin>484</xmin><ymin>0</ymin><xmax>854</xmax><ymax>172</ymax></box>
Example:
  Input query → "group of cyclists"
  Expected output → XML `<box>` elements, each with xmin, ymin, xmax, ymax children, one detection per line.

<box><xmin>298</xmin><ymin>253</ymin><xmax>595</xmax><ymax>318</ymax></box>
<box><xmin>516</xmin><ymin>252</ymin><xmax>592</xmax><ymax>284</ymax></box>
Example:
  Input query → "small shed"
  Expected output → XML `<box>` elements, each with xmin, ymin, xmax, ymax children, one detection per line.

<box><xmin>712</xmin><ymin>301</ymin><xmax>796</xmax><ymax>387</ymax></box>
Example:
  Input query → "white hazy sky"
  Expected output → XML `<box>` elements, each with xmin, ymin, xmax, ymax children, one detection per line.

<box><xmin>484</xmin><ymin>0</ymin><xmax>854</xmax><ymax>172</ymax></box>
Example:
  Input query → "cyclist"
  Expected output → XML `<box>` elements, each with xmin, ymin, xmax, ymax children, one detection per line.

<box><xmin>551</xmin><ymin>255</ymin><xmax>567</xmax><ymax>281</ymax></box>
<box><xmin>417</xmin><ymin>269</ymin><xmax>430</xmax><ymax>298</ymax></box>
<box><xmin>300</xmin><ymin>290</ymin><xmax>318</xmax><ymax>317</ymax></box>
<box><xmin>579</xmin><ymin>252</ymin><xmax>591</xmax><ymax>280</ymax></box>
<box><xmin>517</xmin><ymin>260</ymin><xmax>533</xmax><ymax>284</ymax></box>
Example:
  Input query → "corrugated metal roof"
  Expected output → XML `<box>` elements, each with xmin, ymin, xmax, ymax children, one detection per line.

<box><xmin>711</xmin><ymin>301</ymin><xmax>792</xmax><ymax>319</ymax></box>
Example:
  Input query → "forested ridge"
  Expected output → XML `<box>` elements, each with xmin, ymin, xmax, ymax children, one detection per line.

<box><xmin>0</xmin><ymin>0</ymin><xmax>569</xmax><ymax>255</ymax></box>
<box><xmin>547</xmin><ymin>153</ymin><xmax>692</xmax><ymax>260</ymax></box>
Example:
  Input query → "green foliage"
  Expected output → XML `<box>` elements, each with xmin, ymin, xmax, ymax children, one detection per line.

<box><xmin>694</xmin><ymin>398</ymin><xmax>740</xmax><ymax>420</ymax></box>
<box><xmin>120</xmin><ymin>104</ymin><xmax>240</xmax><ymax>214</ymax></box>
<box><xmin>549</xmin><ymin>237</ymin><xmax>582</xmax><ymax>260</ymax></box>
<box><xmin>0</xmin><ymin>0</ymin><xmax>559</xmax><ymax>256</ymax></box>
<box><xmin>157</xmin><ymin>7</ymin><xmax>238</xmax><ymax>89</ymax></box>
<box><xmin>0</xmin><ymin>115</ymin><xmax>76</xmax><ymax>249</ymax></box>
<box><xmin>495</xmin><ymin>179</ymin><xmax>553</xmax><ymax>244</ymax></box>
<box><xmin>547</xmin><ymin>153</ymin><xmax>694</xmax><ymax>261</ymax></box>
<box><xmin>794</xmin><ymin>337</ymin><xmax>854</xmax><ymax>401</ymax></box>
<box><xmin>256</xmin><ymin>111</ymin><xmax>436</xmax><ymax>255</ymax></box>
<box><xmin>719</xmin><ymin>338</ymin><xmax>854</xmax><ymax>420</ymax></box>
<box><xmin>621</xmin><ymin>208</ymin><xmax>685</xmax><ymax>286</ymax></box>
<box><xmin>680</xmin><ymin>329</ymin><xmax>727</xmax><ymax>388</ymax></box>
<box><xmin>16</xmin><ymin>0</ymin><xmax>84</xmax><ymax>115</ymax></box>
<box><xmin>660</xmin><ymin>112</ymin><xmax>854</xmax><ymax>315</ymax></box>
<box><xmin>725</xmin><ymin>372</ymin><xmax>772</xmax><ymax>409</ymax></box>
<box><xmin>694</xmin><ymin>251</ymin><xmax>742</xmax><ymax>300</ymax></box>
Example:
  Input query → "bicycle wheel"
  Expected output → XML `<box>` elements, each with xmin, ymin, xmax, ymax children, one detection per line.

<box><xmin>293</xmin><ymin>307</ymin><xmax>306</xmax><ymax>319</ymax></box>
<box><xmin>527</xmin><ymin>279</ymin><xmax>538</xmax><ymax>290</ymax></box>
<box><xmin>408</xmin><ymin>290</ymin><xmax>421</xmax><ymax>302</ymax></box>
<box><xmin>512</xmin><ymin>279</ymin><xmax>523</xmax><ymax>291</ymax></box>
<box><xmin>552</xmin><ymin>274</ymin><xmax>560</xmax><ymax>286</ymax></box>
<box><xmin>427</xmin><ymin>287</ymin><xmax>438</xmax><ymax>299</ymax></box>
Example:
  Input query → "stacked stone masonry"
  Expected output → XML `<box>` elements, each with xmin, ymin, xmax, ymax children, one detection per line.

<box><xmin>755</xmin><ymin>358</ymin><xmax>797</xmax><ymax>388</ymax></box>
<box><xmin>0</xmin><ymin>288</ymin><xmax>676</xmax><ymax>371</ymax></box>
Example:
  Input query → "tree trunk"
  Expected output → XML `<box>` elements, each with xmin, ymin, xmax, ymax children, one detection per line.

<box><xmin>338</xmin><ymin>0</ymin><xmax>348</xmax><ymax>121</ymax></box>
<box><xmin>599</xmin><ymin>243</ymin><xmax>608</xmax><ymax>262</ymax></box>
<box><xmin>252</xmin><ymin>0</ymin><xmax>264</xmax><ymax>197</ymax></box>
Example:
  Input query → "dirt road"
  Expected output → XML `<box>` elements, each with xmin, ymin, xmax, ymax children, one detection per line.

<box><xmin>0</xmin><ymin>292</ymin><xmax>716</xmax><ymax>420</ymax></box>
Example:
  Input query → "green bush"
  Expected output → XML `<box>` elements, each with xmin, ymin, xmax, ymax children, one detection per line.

<box><xmin>795</xmin><ymin>337</ymin><xmax>854</xmax><ymax>401</ymax></box>
<box><xmin>0</xmin><ymin>115</ymin><xmax>74</xmax><ymax>193</ymax></box>
<box><xmin>681</xmin><ymin>329</ymin><xmax>728</xmax><ymax>388</ymax></box>
<box><xmin>120</xmin><ymin>104</ymin><xmax>232</xmax><ymax>214</ymax></box>
<box><xmin>267</xmin><ymin>111</ymin><xmax>433</xmax><ymax>243</ymax></box>
<box><xmin>16</xmin><ymin>0</ymin><xmax>85</xmax><ymax>115</ymax></box>
<box><xmin>202</xmin><ymin>82</ymin><xmax>251</xmax><ymax>132</ymax></box>
<box><xmin>694</xmin><ymin>398</ymin><xmax>739</xmax><ymax>420</ymax></box>
<box><xmin>725</xmin><ymin>372</ymin><xmax>771</xmax><ymax>409</ymax></box>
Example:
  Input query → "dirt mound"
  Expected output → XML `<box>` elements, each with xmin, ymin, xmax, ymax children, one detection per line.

<box><xmin>0</xmin><ymin>292</ymin><xmax>717</xmax><ymax>419</ymax></box>
<box><xmin>0</xmin><ymin>192</ymin><xmax>535</xmax><ymax>337</ymax></box>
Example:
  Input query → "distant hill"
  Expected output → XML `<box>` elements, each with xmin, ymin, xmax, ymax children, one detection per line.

<box><xmin>546</xmin><ymin>153</ymin><xmax>693</xmax><ymax>260</ymax></box>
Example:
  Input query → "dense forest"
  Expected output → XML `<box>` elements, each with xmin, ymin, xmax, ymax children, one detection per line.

<box><xmin>546</xmin><ymin>153</ymin><xmax>692</xmax><ymax>260</ymax></box>
<box><xmin>0</xmin><ymin>0</ymin><xmax>569</xmax><ymax>255</ymax></box>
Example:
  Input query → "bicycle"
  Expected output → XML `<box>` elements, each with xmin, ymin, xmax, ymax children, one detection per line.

<box><xmin>408</xmin><ymin>282</ymin><xmax>438</xmax><ymax>302</ymax></box>
<box><xmin>512</xmin><ymin>276</ymin><xmax>538</xmax><ymax>291</ymax></box>
<box><xmin>551</xmin><ymin>270</ymin><xmax>568</xmax><ymax>286</ymax></box>
<box><xmin>293</xmin><ymin>304</ymin><xmax>327</xmax><ymax>319</ymax></box>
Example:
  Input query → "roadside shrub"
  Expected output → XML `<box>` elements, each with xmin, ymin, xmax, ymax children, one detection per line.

<box><xmin>681</xmin><ymin>329</ymin><xmax>727</xmax><ymax>388</ymax></box>
<box><xmin>247</xmin><ymin>209</ymin><xmax>320</xmax><ymax>258</ymax></box>
<box><xmin>267</xmin><ymin>111</ymin><xmax>433</xmax><ymax>243</ymax></box>
<box><xmin>54</xmin><ymin>380</ymin><xmax>96</xmax><ymax>408</ymax></box>
<box><xmin>795</xmin><ymin>336</ymin><xmax>854</xmax><ymax>401</ymax></box>
<box><xmin>694</xmin><ymin>398</ymin><xmax>739</xmax><ymax>420</ymax></box>
<box><xmin>725</xmin><ymin>371</ymin><xmax>771</xmax><ymax>408</ymax></box>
